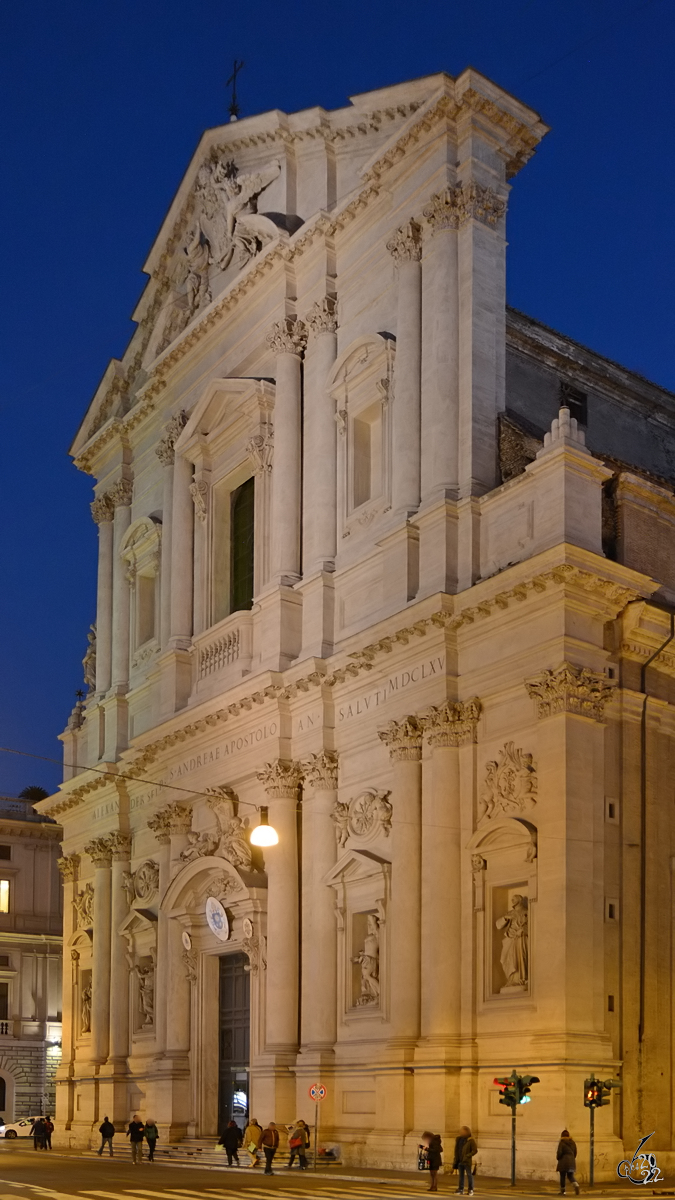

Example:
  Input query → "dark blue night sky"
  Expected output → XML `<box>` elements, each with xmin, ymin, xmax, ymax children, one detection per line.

<box><xmin>1</xmin><ymin>0</ymin><xmax>673</xmax><ymax>796</ymax></box>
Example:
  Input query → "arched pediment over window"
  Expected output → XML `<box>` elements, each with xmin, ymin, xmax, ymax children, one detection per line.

<box><xmin>161</xmin><ymin>854</ymin><xmax>260</xmax><ymax>918</ymax></box>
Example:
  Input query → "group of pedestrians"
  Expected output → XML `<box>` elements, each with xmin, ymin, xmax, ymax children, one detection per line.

<box><xmin>31</xmin><ymin>1116</ymin><xmax>53</xmax><ymax>1150</ymax></box>
<box><xmin>420</xmin><ymin>1127</ymin><xmax>581</xmax><ymax>1195</ymax></box>
<box><xmin>97</xmin><ymin>1114</ymin><xmax>159</xmax><ymax>1161</ymax></box>
<box><xmin>220</xmin><ymin>1116</ymin><xmax>310</xmax><ymax>1174</ymax></box>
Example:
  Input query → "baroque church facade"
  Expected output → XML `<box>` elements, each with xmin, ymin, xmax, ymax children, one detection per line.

<box><xmin>40</xmin><ymin>70</ymin><xmax>675</xmax><ymax>1175</ymax></box>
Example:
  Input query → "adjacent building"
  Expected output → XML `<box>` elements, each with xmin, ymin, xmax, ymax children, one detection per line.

<box><xmin>0</xmin><ymin>796</ymin><xmax>62</xmax><ymax>1120</ymax></box>
<box><xmin>38</xmin><ymin>69</ymin><xmax>675</xmax><ymax>1176</ymax></box>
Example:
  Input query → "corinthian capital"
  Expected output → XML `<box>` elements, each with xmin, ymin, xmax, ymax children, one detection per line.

<box><xmin>386</xmin><ymin>219</ymin><xmax>423</xmax><ymax>263</ymax></box>
<box><xmin>108</xmin><ymin>478</ymin><xmax>133</xmax><ymax>508</ymax></box>
<box><xmin>147</xmin><ymin>809</ymin><xmax>171</xmax><ymax>844</ymax></box>
<box><xmin>156</xmin><ymin>410</ymin><xmax>188</xmax><ymax>466</ymax></box>
<box><xmin>525</xmin><ymin>662</ymin><xmax>616</xmax><ymax>722</ymax></box>
<box><xmin>305</xmin><ymin>297</ymin><xmax>338</xmax><ymax>336</ymax></box>
<box><xmin>422</xmin><ymin>698</ymin><xmax>482</xmax><ymax>748</ymax></box>
<box><xmin>423</xmin><ymin>183</ymin><xmax>506</xmax><ymax>233</ymax></box>
<box><xmin>378</xmin><ymin>716</ymin><xmax>423</xmax><ymax>761</ymax></box>
<box><xmin>57</xmin><ymin>854</ymin><xmax>80</xmax><ymax>882</ymax></box>
<box><xmin>257</xmin><ymin>759</ymin><xmax>303</xmax><ymax>798</ymax></box>
<box><xmin>90</xmin><ymin>494</ymin><xmax>114</xmax><ymax>524</ymax></box>
<box><xmin>301</xmin><ymin>751</ymin><xmax>338</xmax><ymax>791</ymax></box>
<box><xmin>85</xmin><ymin>837</ymin><xmax>113</xmax><ymax>866</ymax></box>
<box><xmin>108</xmin><ymin>832</ymin><xmax>132</xmax><ymax>861</ymax></box>
<box><xmin>266</xmin><ymin>316</ymin><xmax>308</xmax><ymax>357</ymax></box>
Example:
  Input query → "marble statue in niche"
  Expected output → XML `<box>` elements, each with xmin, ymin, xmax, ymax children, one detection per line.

<box><xmin>81</xmin><ymin>983</ymin><xmax>92</xmax><ymax>1033</ymax></box>
<box><xmin>496</xmin><ymin>894</ymin><xmax>528</xmax><ymax>990</ymax></box>
<box><xmin>353</xmin><ymin>914</ymin><xmax>380</xmax><ymax>1006</ymax></box>
<box><xmin>135</xmin><ymin>963</ymin><xmax>155</xmax><ymax>1027</ymax></box>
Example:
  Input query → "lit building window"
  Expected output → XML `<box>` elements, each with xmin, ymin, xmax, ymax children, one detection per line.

<box><xmin>0</xmin><ymin>881</ymin><xmax>10</xmax><ymax>913</ymax></box>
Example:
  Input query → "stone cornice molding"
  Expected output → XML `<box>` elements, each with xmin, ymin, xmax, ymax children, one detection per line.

<box><xmin>57</xmin><ymin>854</ymin><xmax>80</xmax><ymax>881</ymax></box>
<box><xmin>266</xmin><ymin>317</ymin><xmax>308</xmax><ymax>357</ymax></box>
<box><xmin>257</xmin><ymin>759</ymin><xmax>303</xmax><ymax>798</ymax></box>
<box><xmin>424</xmin><ymin>182</ymin><xmax>506</xmax><ymax>233</ymax></box>
<box><xmin>378</xmin><ymin>716</ymin><xmax>423</xmax><ymax>761</ymax></box>
<box><xmin>108</xmin><ymin>478</ymin><xmax>133</xmax><ymax>508</ymax></box>
<box><xmin>422</xmin><ymin>698</ymin><xmax>482</xmax><ymax>747</ymax></box>
<box><xmin>108</xmin><ymin>832</ymin><xmax>132</xmax><ymax>861</ymax></box>
<box><xmin>85</xmin><ymin>836</ymin><xmax>113</xmax><ymax>866</ymax></box>
<box><xmin>386</xmin><ymin>219</ymin><xmax>423</xmax><ymax>263</ymax></box>
<box><xmin>90</xmin><ymin>495</ymin><xmax>114</xmax><ymax>525</ymax></box>
<box><xmin>156</xmin><ymin>411</ymin><xmax>188</xmax><ymax>466</ymax></box>
<box><xmin>305</xmin><ymin>297</ymin><xmax>338</xmax><ymax>336</ymax></box>
<box><xmin>525</xmin><ymin>662</ymin><xmax>616</xmax><ymax>722</ymax></box>
<box><xmin>301</xmin><ymin>751</ymin><xmax>338</xmax><ymax>791</ymax></box>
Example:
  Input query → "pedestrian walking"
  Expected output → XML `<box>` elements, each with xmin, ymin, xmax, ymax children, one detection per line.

<box><xmin>44</xmin><ymin>1116</ymin><xmax>54</xmax><ymax>1150</ymax></box>
<box><xmin>144</xmin><ymin>1119</ymin><xmax>159</xmax><ymax>1162</ymax></box>
<box><xmin>287</xmin><ymin>1119</ymin><xmax>310</xmax><ymax>1170</ymax></box>
<box><xmin>32</xmin><ymin>1118</ymin><xmax>46</xmax><ymax>1150</ymax></box>
<box><xmin>126</xmin><ymin>1114</ymin><xmax>145</xmax><ymax>1164</ymax></box>
<box><xmin>218</xmin><ymin>1119</ymin><xmax>242</xmax><ymax>1166</ymax></box>
<box><xmin>261</xmin><ymin>1121</ymin><xmax>279</xmax><ymax>1174</ymax></box>
<box><xmin>421</xmin><ymin>1132</ymin><xmax>443</xmax><ymax>1193</ymax></box>
<box><xmin>556</xmin><ymin>1130</ymin><xmax>580</xmax><ymax>1195</ymax></box>
<box><xmin>244</xmin><ymin>1117</ymin><xmax>262</xmax><ymax>1167</ymax></box>
<box><xmin>98</xmin><ymin>1117</ymin><xmax>115</xmax><ymax>1156</ymax></box>
<box><xmin>453</xmin><ymin>1125</ymin><xmax>477</xmax><ymax>1195</ymax></box>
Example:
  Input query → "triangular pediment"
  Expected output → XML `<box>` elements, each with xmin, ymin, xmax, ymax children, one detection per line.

<box><xmin>324</xmin><ymin>848</ymin><xmax>391</xmax><ymax>888</ymax></box>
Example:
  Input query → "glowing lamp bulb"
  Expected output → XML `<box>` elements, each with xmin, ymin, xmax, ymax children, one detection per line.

<box><xmin>250</xmin><ymin>806</ymin><xmax>279</xmax><ymax>847</ymax></box>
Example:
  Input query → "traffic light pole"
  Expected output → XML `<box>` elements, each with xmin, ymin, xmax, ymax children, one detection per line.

<box><xmin>589</xmin><ymin>1103</ymin><xmax>595</xmax><ymax>1187</ymax></box>
<box><xmin>511</xmin><ymin>1105</ymin><xmax>516</xmax><ymax>1186</ymax></box>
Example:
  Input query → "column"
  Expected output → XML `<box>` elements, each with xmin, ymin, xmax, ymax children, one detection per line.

<box><xmin>300</xmin><ymin>752</ymin><xmax>338</xmax><ymax>1050</ymax></box>
<box><xmin>56</xmin><ymin>856</ymin><xmax>79</xmax><ymax>1120</ymax></box>
<box><xmin>257</xmin><ymin>760</ymin><xmax>302</xmax><ymax>1050</ymax></box>
<box><xmin>91</xmin><ymin>496</ymin><xmax>114</xmax><ymax>694</ymax></box>
<box><xmin>303</xmin><ymin>299</ymin><xmax>338</xmax><ymax>572</ymax></box>
<box><xmin>85</xmin><ymin>837</ymin><xmax>113</xmax><ymax>1066</ymax></box>
<box><xmin>165</xmin><ymin>803</ymin><xmax>193</xmax><ymax>1060</ymax></box>
<box><xmin>267</xmin><ymin>318</ymin><xmax>307</xmax><ymax>584</ymax></box>
<box><xmin>387</xmin><ymin>221</ymin><xmax>423</xmax><ymax>517</ymax></box>
<box><xmin>378</xmin><ymin>716</ymin><xmax>423</xmax><ymax>1042</ymax></box>
<box><xmin>146</xmin><ymin>808</ymin><xmax>171</xmax><ymax>1059</ymax></box>
<box><xmin>420</xmin><ymin>191</ymin><xmax>460</xmax><ymax>505</ymax></box>
<box><xmin>169</xmin><ymin>453</ymin><xmax>194</xmax><ymax>644</ymax></box>
<box><xmin>110</xmin><ymin>479</ymin><xmax>133</xmax><ymax>690</ymax></box>
<box><xmin>107</xmin><ymin>833</ymin><xmax>132</xmax><ymax>1066</ymax></box>
<box><xmin>156</xmin><ymin>413</ymin><xmax>187</xmax><ymax>649</ymax></box>
<box><xmin>420</xmin><ymin>702</ymin><xmax>480</xmax><ymax>1041</ymax></box>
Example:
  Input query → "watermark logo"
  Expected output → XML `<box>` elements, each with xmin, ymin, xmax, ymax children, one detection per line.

<box><xmin>617</xmin><ymin>1133</ymin><xmax>663</xmax><ymax>1185</ymax></box>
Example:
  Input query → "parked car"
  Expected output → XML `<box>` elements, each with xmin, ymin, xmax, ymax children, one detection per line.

<box><xmin>0</xmin><ymin>1117</ymin><xmax>44</xmax><ymax>1139</ymax></box>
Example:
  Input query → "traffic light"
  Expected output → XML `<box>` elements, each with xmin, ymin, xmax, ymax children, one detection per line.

<box><xmin>494</xmin><ymin>1076</ymin><xmax>517</xmax><ymax>1108</ymax></box>
<box><xmin>516</xmin><ymin>1074</ymin><xmax>540</xmax><ymax>1105</ymax></box>
<box><xmin>584</xmin><ymin>1075</ymin><xmax>621</xmax><ymax>1107</ymax></box>
<box><xmin>494</xmin><ymin>1071</ymin><xmax>540</xmax><ymax>1108</ymax></box>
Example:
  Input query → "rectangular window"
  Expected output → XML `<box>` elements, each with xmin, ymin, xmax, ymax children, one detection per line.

<box><xmin>0</xmin><ymin>957</ymin><xmax>9</xmax><ymax>968</ymax></box>
<box><xmin>0</xmin><ymin>983</ymin><xmax>8</xmax><ymax>1021</ymax></box>
<box><xmin>137</xmin><ymin>574</ymin><xmax>156</xmax><ymax>645</ymax></box>
<box><xmin>608</xmin><ymin>994</ymin><xmax>615</xmax><ymax>1012</ymax></box>
<box><xmin>0</xmin><ymin>882</ymin><xmax>9</xmax><ymax>913</ymax></box>
<box><xmin>229</xmin><ymin>478</ymin><xmax>255</xmax><ymax>615</ymax></box>
<box><xmin>352</xmin><ymin>402</ymin><xmax>382</xmax><ymax>508</ymax></box>
<box><xmin>0</xmin><ymin>848</ymin><xmax>10</xmax><ymax>861</ymax></box>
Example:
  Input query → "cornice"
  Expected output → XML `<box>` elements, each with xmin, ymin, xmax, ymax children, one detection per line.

<box><xmin>0</xmin><ymin>821</ymin><xmax>61</xmax><ymax>841</ymax></box>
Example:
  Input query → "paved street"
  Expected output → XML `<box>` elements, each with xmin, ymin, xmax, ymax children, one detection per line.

<box><xmin>0</xmin><ymin>1145</ymin><xmax>652</xmax><ymax>1200</ymax></box>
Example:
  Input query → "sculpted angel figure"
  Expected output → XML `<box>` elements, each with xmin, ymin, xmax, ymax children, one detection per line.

<box><xmin>181</xmin><ymin>830</ymin><xmax>219</xmax><ymax>862</ymax></box>
<box><xmin>197</xmin><ymin>157</ymin><xmax>282</xmax><ymax>271</ymax></box>
<box><xmin>220</xmin><ymin>815</ymin><xmax>252</xmax><ymax>871</ymax></box>
<box><xmin>495</xmin><ymin>894</ymin><xmax>528</xmax><ymax>988</ymax></box>
<box><xmin>184</xmin><ymin>223</ymin><xmax>211</xmax><ymax>317</ymax></box>
<box><xmin>353</xmin><ymin>914</ymin><xmax>380</xmax><ymax>1006</ymax></box>
<box><xmin>331</xmin><ymin>800</ymin><xmax>350</xmax><ymax>849</ymax></box>
<box><xmin>82</xmin><ymin>624</ymin><xmax>96</xmax><ymax>692</ymax></box>
<box><xmin>121</xmin><ymin>871</ymin><xmax>136</xmax><ymax>907</ymax></box>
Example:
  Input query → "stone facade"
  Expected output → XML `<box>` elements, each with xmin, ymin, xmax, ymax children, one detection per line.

<box><xmin>39</xmin><ymin>70</ymin><xmax>675</xmax><ymax>1176</ymax></box>
<box><xmin>0</xmin><ymin>798</ymin><xmax>62</xmax><ymax>1120</ymax></box>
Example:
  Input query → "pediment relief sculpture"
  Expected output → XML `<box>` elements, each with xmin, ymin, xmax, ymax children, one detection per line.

<box><xmin>73</xmin><ymin>882</ymin><xmax>94</xmax><ymax>929</ymax></box>
<box><xmin>180</xmin><ymin>788</ymin><xmax>253</xmax><ymax>872</ymax></box>
<box><xmin>332</xmin><ymin>789</ymin><xmax>392</xmax><ymax>848</ymax></box>
<box><xmin>157</xmin><ymin>157</ymin><xmax>283</xmax><ymax>354</ymax></box>
<box><xmin>478</xmin><ymin>742</ymin><xmax>537</xmax><ymax>824</ymax></box>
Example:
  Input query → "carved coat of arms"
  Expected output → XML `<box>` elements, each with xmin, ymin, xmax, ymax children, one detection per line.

<box><xmin>478</xmin><ymin>742</ymin><xmax>537</xmax><ymax>823</ymax></box>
